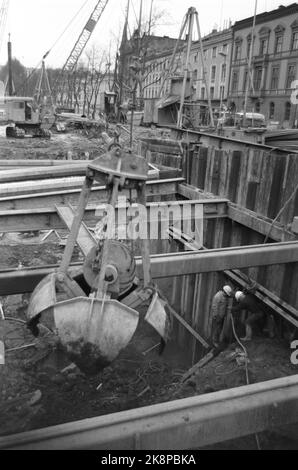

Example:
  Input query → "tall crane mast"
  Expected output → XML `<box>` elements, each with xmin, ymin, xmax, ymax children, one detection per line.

<box><xmin>0</xmin><ymin>0</ymin><xmax>9</xmax><ymax>56</ymax></box>
<box><xmin>62</xmin><ymin>0</ymin><xmax>109</xmax><ymax>73</ymax></box>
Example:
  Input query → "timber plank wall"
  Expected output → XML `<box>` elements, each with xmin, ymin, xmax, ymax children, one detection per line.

<box><xmin>188</xmin><ymin>146</ymin><xmax>298</xmax><ymax>346</ymax></box>
<box><xmin>140</xmin><ymin>140</ymin><xmax>298</xmax><ymax>360</ymax></box>
<box><xmin>139</xmin><ymin>138</ymin><xmax>184</xmax><ymax>172</ymax></box>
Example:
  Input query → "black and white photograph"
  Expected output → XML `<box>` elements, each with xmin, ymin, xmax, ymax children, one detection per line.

<box><xmin>1</xmin><ymin>0</ymin><xmax>298</xmax><ymax>454</ymax></box>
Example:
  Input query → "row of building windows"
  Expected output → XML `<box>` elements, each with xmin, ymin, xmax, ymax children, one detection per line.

<box><xmin>231</xmin><ymin>62</ymin><xmax>297</xmax><ymax>92</ymax></box>
<box><xmin>192</xmin><ymin>43</ymin><xmax>229</xmax><ymax>62</ymax></box>
<box><xmin>254</xmin><ymin>100</ymin><xmax>291</xmax><ymax>121</ymax></box>
<box><xmin>234</xmin><ymin>25</ymin><xmax>298</xmax><ymax>61</ymax></box>
<box><xmin>200</xmin><ymin>85</ymin><xmax>225</xmax><ymax>100</ymax></box>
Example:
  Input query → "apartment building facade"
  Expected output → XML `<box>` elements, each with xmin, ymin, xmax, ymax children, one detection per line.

<box><xmin>142</xmin><ymin>28</ymin><xmax>233</xmax><ymax>126</ymax></box>
<box><xmin>190</xmin><ymin>28</ymin><xmax>233</xmax><ymax>114</ymax></box>
<box><xmin>118</xmin><ymin>29</ymin><xmax>179</xmax><ymax>104</ymax></box>
<box><xmin>228</xmin><ymin>3</ymin><xmax>298</xmax><ymax>127</ymax></box>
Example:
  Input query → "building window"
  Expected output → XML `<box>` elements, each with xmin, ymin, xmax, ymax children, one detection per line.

<box><xmin>222</xmin><ymin>44</ymin><xmax>228</xmax><ymax>54</ymax></box>
<box><xmin>274</xmin><ymin>35</ymin><xmax>283</xmax><ymax>54</ymax></box>
<box><xmin>243</xmin><ymin>70</ymin><xmax>248</xmax><ymax>91</ymax></box>
<box><xmin>259</xmin><ymin>38</ymin><xmax>268</xmax><ymax>56</ymax></box>
<box><xmin>201</xmin><ymin>87</ymin><xmax>205</xmax><ymax>100</ymax></box>
<box><xmin>269</xmin><ymin>102</ymin><xmax>275</xmax><ymax>120</ymax></box>
<box><xmin>271</xmin><ymin>66</ymin><xmax>280</xmax><ymax>90</ymax></box>
<box><xmin>292</xmin><ymin>31</ymin><xmax>298</xmax><ymax>50</ymax></box>
<box><xmin>220</xmin><ymin>86</ymin><xmax>225</xmax><ymax>101</ymax></box>
<box><xmin>286</xmin><ymin>64</ymin><xmax>296</xmax><ymax>89</ymax></box>
<box><xmin>254</xmin><ymin>67</ymin><xmax>263</xmax><ymax>90</ymax></box>
<box><xmin>192</xmin><ymin>69</ymin><xmax>198</xmax><ymax>81</ymax></box>
<box><xmin>212</xmin><ymin>47</ymin><xmax>217</xmax><ymax>58</ymax></box>
<box><xmin>246</xmin><ymin>39</ymin><xmax>251</xmax><ymax>59</ymax></box>
<box><xmin>211</xmin><ymin>65</ymin><xmax>216</xmax><ymax>82</ymax></box>
<box><xmin>234</xmin><ymin>43</ymin><xmax>241</xmax><ymax>60</ymax></box>
<box><xmin>210</xmin><ymin>87</ymin><xmax>215</xmax><ymax>100</ymax></box>
<box><xmin>285</xmin><ymin>102</ymin><xmax>291</xmax><ymax>121</ymax></box>
<box><xmin>231</xmin><ymin>71</ymin><xmax>239</xmax><ymax>92</ymax></box>
<box><xmin>255</xmin><ymin>101</ymin><xmax>261</xmax><ymax>113</ymax></box>
<box><xmin>221</xmin><ymin>64</ymin><xmax>226</xmax><ymax>82</ymax></box>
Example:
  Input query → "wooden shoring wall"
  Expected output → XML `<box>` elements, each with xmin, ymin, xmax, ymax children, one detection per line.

<box><xmin>151</xmin><ymin>145</ymin><xmax>298</xmax><ymax>362</ymax></box>
<box><xmin>139</xmin><ymin>138</ymin><xmax>184</xmax><ymax>173</ymax></box>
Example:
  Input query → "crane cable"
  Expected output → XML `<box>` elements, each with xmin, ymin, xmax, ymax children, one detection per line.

<box><xmin>230</xmin><ymin>314</ymin><xmax>261</xmax><ymax>450</ymax></box>
<box><xmin>16</xmin><ymin>0</ymin><xmax>92</xmax><ymax>94</ymax></box>
<box><xmin>42</xmin><ymin>0</ymin><xmax>91</xmax><ymax>61</ymax></box>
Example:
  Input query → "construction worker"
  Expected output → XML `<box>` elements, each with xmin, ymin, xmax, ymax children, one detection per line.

<box><xmin>232</xmin><ymin>291</ymin><xmax>275</xmax><ymax>341</ymax></box>
<box><xmin>211</xmin><ymin>285</ymin><xmax>234</xmax><ymax>347</ymax></box>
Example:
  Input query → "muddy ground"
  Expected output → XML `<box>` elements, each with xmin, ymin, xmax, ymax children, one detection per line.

<box><xmin>0</xmin><ymin>128</ymin><xmax>298</xmax><ymax>449</ymax></box>
<box><xmin>0</xmin><ymin>239</ymin><xmax>297</xmax><ymax>449</ymax></box>
<box><xmin>0</xmin><ymin>123</ymin><xmax>160</xmax><ymax>160</ymax></box>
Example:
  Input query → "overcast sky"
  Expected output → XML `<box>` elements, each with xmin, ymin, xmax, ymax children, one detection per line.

<box><xmin>1</xmin><ymin>0</ymin><xmax>295</xmax><ymax>68</ymax></box>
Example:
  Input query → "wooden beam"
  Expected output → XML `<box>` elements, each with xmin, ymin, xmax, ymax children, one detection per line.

<box><xmin>225</xmin><ymin>270</ymin><xmax>298</xmax><ymax>328</ymax></box>
<box><xmin>56</xmin><ymin>206</ymin><xmax>97</xmax><ymax>256</ymax></box>
<box><xmin>0</xmin><ymin>159</ymin><xmax>87</xmax><ymax>168</ymax></box>
<box><xmin>0</xmin><ymin>199</ymin><xmax>227</xmax><ymax>233</ymax></box>
<box><xmin>0</xmin><ymin>178</ymin><xmax>184</xmax><ymax>211</ymax></box>
<box><xmin>168</xmin><ymin>125</ymin><xmax>293</xmax><ymax>155</ymax></box>
<box><xmin>228</xmin><ymin>204</ymin><xmax>296</xmax><ymax>242</ymax></box>
<box><xmin>171</xmin><ymin>228</ymin><xmax>298</xmax><ymax>328</ymax></box>
<box><xmin>179</xmin><ymin>182</ymin><xmax>297</xmax><ymax>242</ymax></box>
<box><xmin>1</xmin><ymin>242</ymin><xmax>298</xmax><ymax>295</ymax></box>
<box><xmin>1</xmin><ymin>375</ymin><xmax>298</xmax><ymax>449</ymax></box>
<box><xmin>166</xmin><ymin>304</ymin><xmax>209</xmax><ymax>349</ymax></box>
<box><xmin>0</xmin><ymin>164</ymin><xmax>89</xmax><ymax>184</ymax></box>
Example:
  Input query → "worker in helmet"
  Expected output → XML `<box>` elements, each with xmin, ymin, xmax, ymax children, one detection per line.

<box><xmin>211</xmin><ymin>285</ymin><xmax>234</xmax><ymax>347</ymax></box>
<box><xmin>232</xmin><ymin>290</ymin><xmax>274</xmax><ymax>341</ymax></box>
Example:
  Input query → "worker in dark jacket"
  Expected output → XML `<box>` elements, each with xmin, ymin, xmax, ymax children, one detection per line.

<box><xmin>232</xmin><ymin>291</ymin><xmax>275</xmax><ymax>341</ymax></box>
<box><xmin>211</xmin><ymin>285</ymin><xmax>234</xmax><ymax>347</ymax></box>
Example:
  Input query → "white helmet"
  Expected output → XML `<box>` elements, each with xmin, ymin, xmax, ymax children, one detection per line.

<box><xmin>223</xmin><ymin>285</ymin><xmax>233</xmax><ymax>297</ymax></box>
<box><xmin>235</xmin><ymin>291</ymin><xmax>245</xmax><ymax>302</ymax></box>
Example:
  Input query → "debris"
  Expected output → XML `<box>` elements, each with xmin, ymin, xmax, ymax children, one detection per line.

<box><xmin>40</xmin><ymin>230</ymin><xmax>55</xmax><ymax>242</ymax></box>
<box><xmin>96</xmin><ymin>383</ymin><xmax>103</xmax><ymax>391</ymax></box>
<box><xmin>60</xmin><ymin>363</ymin><xmax>77</xmax><ymax>375</ymax></box>
<box><xmin>6</xmin><ymin>343</ymin><xmax>36</xmax><ymax>353</ymax></box>
<box><xmin>142</xmin><ymin>343</ymin><xmax>160</xmax><ymax>356</ymax></box>
<box><xmin>180</xmin><ymin>344</ymin><xmax>227</xmax><ymax>384</ymax></box>
<box><xmin>50</xmin><ymin>374</ymin><xmax>65</xmax><ymax>385</ymax></box>
<box><xmin>28</xmin><ymin>390</ymin><xmax>42</xmax><ymax>406</ymax></box>
<box><xmin>137</xmin><ymin>386</ymin><xmax>150</xmax><ymax>398</ymax></box>
<box><xmin>0</xmin><ymin>303</ymin><xmax>5</xmax><ymax>320</ymax></box>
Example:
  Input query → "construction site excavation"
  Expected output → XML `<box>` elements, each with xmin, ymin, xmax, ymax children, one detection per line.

<box><xmin>1</xmin><ymin>0</ymin><xmax>298</xmax><ymax>453</ymax></box>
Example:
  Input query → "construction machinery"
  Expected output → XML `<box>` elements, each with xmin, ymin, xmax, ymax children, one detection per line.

<box><xmin>56</xmin><ymin>0</ymin><xmax>109</xmax><ymax>107</ymax></box>
<box><xmin>4</xmin><ymin>96</ymin><xmax>54</xmax><ymax>138</ymax></box>
<box><xmin>27</xmin><ymin>146</ymin><xmax>169</xmax><ymax>375</ymax></box>
<box><xmin>3</xmin><ymin>34</ymin><xmax>55</xmax><ymax>138</ymax></box>
<box><xmin>4</xmin><ymin>0</ymin><xmax>110</xmax><ymax>137</ymax></box>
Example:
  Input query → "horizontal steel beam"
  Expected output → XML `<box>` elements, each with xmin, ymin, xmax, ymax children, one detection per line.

<box><xmin>0</xmin><ymin>199</ymin><xmax>227</xmax><ymax>233</ymax></box>
<box><xmin>0</xmin><ymin>164</ymin><xmax>89</xmax><ymax>184</ymax></box>
<box><xmin>1</xmin><ymin>242</ymin><xmax>298</xmax><ymax>295</ymax></box>
<box><xmin>0</xmin><ymin>163</ymin><xmax>159</xmax><ymax>186</ymax></box>
<box><xmin>0</xmin><ymin>159</ymin><xmax>87</xmax><ymax>168</ymax></box>
<box><xmin>1</xmin><ymin>375</ymin><xmax>298</xmax><ymax>450</ymax></box>
<box><xmin>0</xmin><ymin>179</ymin><xmax>184</xmax><ymax>211</ymax></box>
<box><xmin>149</xmin><ymin>242</ymin><xmax>298</xmax><ymax>279</ymax></box>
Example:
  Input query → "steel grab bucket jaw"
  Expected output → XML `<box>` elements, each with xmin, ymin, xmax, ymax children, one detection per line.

<box><xmin>53</xmin><ymin>297</ymin><xmax>139</xmax><ymax>375</ymax></box>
